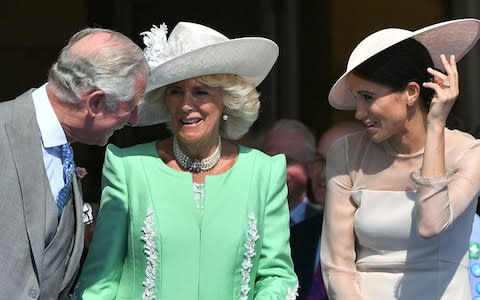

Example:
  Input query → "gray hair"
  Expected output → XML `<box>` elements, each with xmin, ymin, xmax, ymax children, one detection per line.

<box><xmin>150</xmin><ymin>74</ymin><xmax>260</xmax><ymax>140</ymax></box>
<box><xmin>48</xmin><ymin>27</ymin><xmax>149</xmax><ymax>110</ymax></box>
<box><xmin>269</xmin><ymin>119</ymin><xmax>316</xmax><ymax>162</ymax></box>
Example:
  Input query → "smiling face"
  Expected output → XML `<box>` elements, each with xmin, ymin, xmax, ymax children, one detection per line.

<box><xmin>348</xmin><ymin>73</ymin><xmax>410</xmax><ymax>145</ymax></box>
<box><xmin>165</xmin><ymin>78</ymin><xmax>225</xmax><ymax>147</ymax></box>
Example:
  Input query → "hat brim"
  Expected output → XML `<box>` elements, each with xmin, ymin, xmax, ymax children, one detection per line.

<box><xmin>146</xmin><ymin>37</ymin><xmax>279</xmax><ymax>92</ymax></box>
<box><xmin>329</xmin><ymin>18</ymin><xmax>480</xmax><ymax>110</ymax></box>
<box><xmin>135</xmin><ymin>37</ymin><xmax>279</xmax><ymax>126</ymax></box>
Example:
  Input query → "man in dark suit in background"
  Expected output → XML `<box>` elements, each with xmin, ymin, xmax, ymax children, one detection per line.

<box><xmin>0</xmin><ymin>28</ymin><xmax>149</xmax><ymax>299</ymax></box>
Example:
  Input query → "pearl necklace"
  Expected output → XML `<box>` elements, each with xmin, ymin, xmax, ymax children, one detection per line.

<box><xmin>173</xmin><ymin>136</ymin><xmax>222</xmax><ymax>173</ymax></box>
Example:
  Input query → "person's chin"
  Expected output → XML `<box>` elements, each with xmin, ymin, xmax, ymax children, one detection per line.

<box><xmin>95</xmin><ymin>135</ymin><xmax>111</xmax><ymax>146</ymax></box>
<box><xmin>369</xmin><ymin>132</ymin><xmax>386</xmax><ymax>144</ymax></box>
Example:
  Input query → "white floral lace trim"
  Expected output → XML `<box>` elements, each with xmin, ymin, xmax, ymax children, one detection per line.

<box><xmin>239</xmin><ymin>213</ymin><xmax>259</xmax><ymax>300</ymax></box>
<box><xmin>141</xmin><ymin>206</ymin><xmax>157</xmax><ymax>300</ymax></box>
<box><xmin>193</xmin><ymin>182</ymin><xmax>205</xmax><ymax>209</ymax></box>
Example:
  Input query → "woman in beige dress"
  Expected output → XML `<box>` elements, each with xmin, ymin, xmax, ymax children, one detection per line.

<box><xmin>321</xmin><ymin>18</ymin><xmax>480</xmax><ymax>299</ymax></box>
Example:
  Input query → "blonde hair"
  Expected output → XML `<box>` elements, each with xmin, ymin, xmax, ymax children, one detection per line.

<box><xmin>147</xmin><ymin>74</ymin><xmax>260</xmax><ymax>140</ymax></box>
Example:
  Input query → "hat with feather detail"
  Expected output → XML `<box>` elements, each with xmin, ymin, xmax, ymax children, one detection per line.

<box><xmin>135</xmin><ymin>21</ymin><xmax>279</xmax><ymax>126</ymax></box>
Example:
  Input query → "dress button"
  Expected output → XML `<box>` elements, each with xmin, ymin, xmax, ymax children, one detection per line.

<box><xmin>472</xmin><ymin>263</ymin><xmax>480</xmax><ymax>277</ymax></box>
<box><xmin>27</xmin><ymin>288</ymin><xmax>39</xmax><ymax>298</ymax></box>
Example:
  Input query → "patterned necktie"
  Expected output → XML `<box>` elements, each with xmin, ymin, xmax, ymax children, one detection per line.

<box><xmin>56</xmin><ymin>143</ymin><xmax>75</xmax><ymax>215</ymax></box>
<box><xmin>307</xmin><ymin>264</ymin><xmax>328</xmax><ymax>300</ymax></box>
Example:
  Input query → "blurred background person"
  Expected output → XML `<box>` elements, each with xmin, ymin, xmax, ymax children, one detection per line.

<box><xmin>261</xmin><ymin>118</ymin><xmax>325</xmax><ymax>299</ymax></box>
<box><xmin>310</xmin><ymin>120</ymin><xmax>364</xmax><ymax>208</ymax></box>
<box><xmin>261</xmin><ymin>118</ymin><xmax>321</xmax><ymax>225</ymax></box>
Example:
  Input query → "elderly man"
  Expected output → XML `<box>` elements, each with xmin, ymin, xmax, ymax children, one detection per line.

<box><xmin>0</xmin><ymin>27</ymin><xmax>149</xmax><ymax>299</ymax></box>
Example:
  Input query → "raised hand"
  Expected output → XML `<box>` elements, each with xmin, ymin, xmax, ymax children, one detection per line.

<box><xmin>422</xmin><ymin>54</ymin><xmax>459</xmax><ymax>125</ymax></box>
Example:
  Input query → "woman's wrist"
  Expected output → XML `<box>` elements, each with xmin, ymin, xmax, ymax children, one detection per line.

<box><xmin>426</xmin><ymin>119</ymin><xmax>446</xmax><ymax>133</ymax></box>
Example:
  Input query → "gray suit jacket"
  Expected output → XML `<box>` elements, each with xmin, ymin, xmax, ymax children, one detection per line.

<box><xmin>0</xmin><ymin>90</ymin><xmax>84</xmax><ymax>299</ymax></box>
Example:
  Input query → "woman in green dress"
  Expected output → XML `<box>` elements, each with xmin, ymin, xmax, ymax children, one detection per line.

<box><xmin>76</xmin><ymin>21</ymin><xmax>298</xmax><ymax>299</ymax></box>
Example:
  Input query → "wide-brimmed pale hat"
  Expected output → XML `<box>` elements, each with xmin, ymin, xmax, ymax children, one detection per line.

<box><xmin>329</xmin><ymin>18</ymin><xmax>480</xmax><ymax>110</ymax></box>
<box><xmin>135</xmin><ymin>21</ymin><xmax>279</xmax><ymax>126</ymax></box>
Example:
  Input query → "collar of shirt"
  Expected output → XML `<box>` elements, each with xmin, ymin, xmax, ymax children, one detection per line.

<box><xmin>32</xmin><ymin>83</ymin><xmax>68</xmax><ymax>149</ymax></box>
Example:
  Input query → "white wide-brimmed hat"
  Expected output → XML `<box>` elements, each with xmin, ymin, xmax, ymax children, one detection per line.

<box><xmin>136</xmin><ymin>21</ymin><xmax>279</xmax><ymax>126</ymax></box>
<box><xmin>329</xmin><ymin>18</ymin><xmax>480</xmax><ymax>110</ymax></box>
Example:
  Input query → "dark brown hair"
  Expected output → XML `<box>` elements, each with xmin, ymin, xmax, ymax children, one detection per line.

<box><xmin>353</xmin><ymin>38</ymin><xmax>435</xmax><ymax>110</ymax></box>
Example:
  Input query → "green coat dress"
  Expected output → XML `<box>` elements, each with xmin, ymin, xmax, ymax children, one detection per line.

<box><xmin>76</xmin><ymin>141</ymin><xmax>298</xmax><ymax>299</ymax></box>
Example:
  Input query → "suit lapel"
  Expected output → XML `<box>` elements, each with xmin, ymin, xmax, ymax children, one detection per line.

<box><xmin>6</xmin><ymin>90</ymin><xmax>48</xmax><ymax>282</ymax></box>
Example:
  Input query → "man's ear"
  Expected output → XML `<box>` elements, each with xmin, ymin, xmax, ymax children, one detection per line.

<box><xmin>86</xmin><ymin>90</ymin><xmax>106</xmax><ymax>117</ymax></box>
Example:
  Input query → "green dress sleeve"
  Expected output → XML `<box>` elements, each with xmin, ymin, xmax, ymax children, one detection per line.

<box><xmin>76</xmin><ymin>144</ymin><xmax>129</xmax><ymax>299</ymax></box>
<box><xmin>254</xmin><ymin>154</ymin><xmax>299</xmax><ymax>299</ymax></box>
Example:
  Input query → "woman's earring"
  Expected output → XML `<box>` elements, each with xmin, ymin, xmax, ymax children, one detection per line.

<box><xmin>222</xmin><ymin>114</ymin><xmax>229</xmax><ymax>121</ymax></box>
<box><xmin>407</xmin><ymin>101</ymin><xmax>414</xmax><ymax>107</ymax></box>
